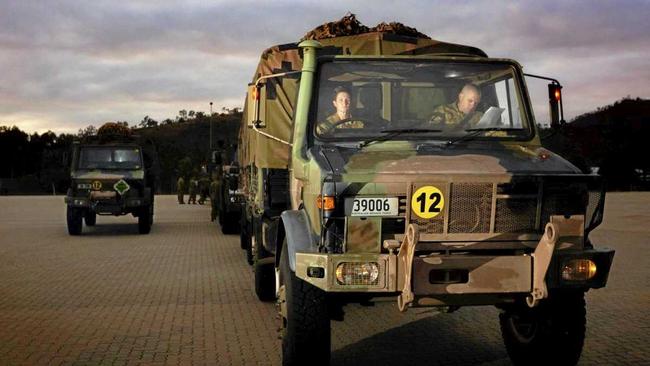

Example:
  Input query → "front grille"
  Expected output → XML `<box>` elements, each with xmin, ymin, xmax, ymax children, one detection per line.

<box><xmin>448</xmin><ymin>183</ymin><xmax>492</xmax><ymax>233</ymax></box>
<box><xmin>495</xmin><ymin>197</ymin><xmax>537</xmax><ymax>233</ymax></box>
<box><xmin>374</xmin><ymin>178</ymin><xmax>593</xmax><ymax>239</ymax></box>
<box><xmin>412</xmin><ymin>216</ymin><xmax>444</xmax><ymax>234</ymax></box>
<box><xmin>408</xmin><ymin>181</ymin><xmax>582</xmax><ymax>236</ymax></box>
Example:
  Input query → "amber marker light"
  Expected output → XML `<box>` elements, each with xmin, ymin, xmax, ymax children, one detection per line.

<box><xmin>562</xmin><ymin>259</ymin><xmax>597</xmax><ymax>281</ymax></box>
<box><xmin>317</xmin><ymin>195</ymin><xmax>335</xmax><ymax>210</ymax></box>
<box><xmin>539</xmin><ymin>150</ymin><xmax>550</xmax><ymax>160</ymax></box>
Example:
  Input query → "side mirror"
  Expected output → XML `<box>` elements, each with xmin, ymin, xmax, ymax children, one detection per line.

<box><xmin>548</xmin><ymin>83</ymin><xmax>563</xmax><ymax>129</ymax></box>
<box><xmin>247</xmin><ymin>83</ymin><xmax>266</xmax><ymax>128</ymax></box>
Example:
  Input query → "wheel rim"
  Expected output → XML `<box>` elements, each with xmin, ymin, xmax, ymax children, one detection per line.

<box><xmin>508</xmin><ymin>313</ymin><xmax>538</xmax><ymax>343</ymax></box>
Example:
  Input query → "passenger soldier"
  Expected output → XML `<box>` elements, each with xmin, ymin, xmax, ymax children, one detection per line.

<box><xmin>430</xmin><ymin>83</ymin><xmax>483</xmax><ymax>128</ymax></box>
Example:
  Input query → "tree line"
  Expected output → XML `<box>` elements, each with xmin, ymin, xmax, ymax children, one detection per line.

<box><xmin>1</xmin><ymin>98</ymin><xmax>648</xmax><ymax>194</ymax></box>
<box><xmin>0</xmin><ymin>109</ymin><xmax>241</xmax><ymax>195</ymax></box>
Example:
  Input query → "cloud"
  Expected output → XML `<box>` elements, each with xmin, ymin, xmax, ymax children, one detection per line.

<box><xmin>1</xmin><ymin>0</ymin><xmax>648</xmax><ymax>133</ymax></box>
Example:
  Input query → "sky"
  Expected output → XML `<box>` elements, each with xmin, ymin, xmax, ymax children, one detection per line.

<box><xmin>1</xmin><ymin>0</ymin><xmax>649</xmax><ymax>134</ymax></box>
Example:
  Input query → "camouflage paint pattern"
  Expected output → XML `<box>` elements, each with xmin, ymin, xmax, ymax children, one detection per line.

<box><xmin>243</xmin><ymin>33</ymin><xmax>613</xmax><ymax>309</ymax></box>
<box><xmin>429</xmin><ymin>102</ymin><xmax>482</xmax><ymax>127</ymax></box>
<box><xmin>316</xmin><ymin>114</ymin><xmax>365</xmax><ymax>135</ymax></box>
<box><xmin>239</xmin><ymin>32</ymin><xmax>489</xmax><ymax>216</ymax></box>
<box><xmin>66</xmin><ymin>165</ymin><xmax>150</xmax><ymax>210</ymax></box>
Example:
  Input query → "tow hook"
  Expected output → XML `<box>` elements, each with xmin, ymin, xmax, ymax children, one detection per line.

<box><xmin>396</xmin><ymin>224</ymin><xmax>419</xmax><ymax>312</ymax></box>
<box><xmin>527</xmin><ymin>221</ymin><xmax>559</xmax><ymax>307</ymax></box>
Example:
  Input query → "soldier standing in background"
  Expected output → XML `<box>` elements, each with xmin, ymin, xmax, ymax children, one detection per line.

<box><xmin>188</xmin><ymin>176</ymin><xmax>198</xmax><ymax>204</ymax></box>
<box><xmin>198</xmin><ymin>176</ymin><xmax>209</xmax><ymax>205</ymax></box>
<box><xmin>176</xmin><ymin>176</ymin><xmax>186</xmax><ymax>204</ymax></box>
<box><xmin>209</xmin><ymin>177</ymin><xmax>219</xmax><ymax>222</ymax></box>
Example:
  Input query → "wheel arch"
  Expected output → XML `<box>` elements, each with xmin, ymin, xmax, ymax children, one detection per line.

<box><xmin>277</xmin><ymin>209</ymin><xmax>319</xmax><ymax>271</ymax></box>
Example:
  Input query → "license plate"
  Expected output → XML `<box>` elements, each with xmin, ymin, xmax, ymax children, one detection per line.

<box><xmin>350</xmin><ymin>197</ymin><xmax>399</xmax><ymax>217</ymax></box>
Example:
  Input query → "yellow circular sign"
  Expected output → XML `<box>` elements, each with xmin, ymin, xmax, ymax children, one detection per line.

<box><xmin>91</xmin><ymin>180</ymin><xmax>102</xmax><ymax>191</ymax></box>
<box><xmin>411</xmin><ymin>186</ymin><xmax>445</xmax><ymax>219</ymax></box>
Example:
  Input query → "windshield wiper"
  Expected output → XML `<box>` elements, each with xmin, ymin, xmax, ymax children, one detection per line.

<box><xmin>446</xmin><ymin>127</ymin><xmax>522</xmax><ymax>146</ymax></box>
<box><xmin>359</xmin><ymin>128</ymin><xmax>442</xmax><ymax>148</ymax></box>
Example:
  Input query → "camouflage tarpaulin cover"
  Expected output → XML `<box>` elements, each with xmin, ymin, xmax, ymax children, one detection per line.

<box><xmin>239</xmin><ymin>14</ymin><xmax>487</xmax><ymax>170</ymax></box>
<box><xmin>97</xmin><ymin>122</ymin><xmax>132</xmax><ymax>137</ymax></box>
<box><xmin>302</xmin><ymin>13</ymin><xmax>430</xmax><ymax>41</ymax></box>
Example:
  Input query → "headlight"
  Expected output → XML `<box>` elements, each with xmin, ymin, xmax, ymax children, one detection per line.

<box><xmin>562</xmin><ymin>259</ymin><xmax>597</xmax><ymax>281</ymax></box>
<box><xmin>335</xmin><ymin>262</ymin><xmax>379</xmax><ymax>285</ymax></box>
<box><xmin>77</xmin><ymin>183</ymin><xmax>91</xmax><ymax>189</ymax></box>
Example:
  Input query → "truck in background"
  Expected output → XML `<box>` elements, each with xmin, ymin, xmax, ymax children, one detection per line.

<box><xmin>64</xmin><ymin>123</ymin><xmax>158</xmax><ymax>235</ymax></box>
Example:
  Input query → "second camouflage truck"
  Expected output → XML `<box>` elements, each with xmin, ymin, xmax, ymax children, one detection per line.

<box><xmin>65</xmin><ymin>123</ymin><xmax>157</xmax><ymax>235</ymax></box>
<box><xmin>238</xmin><ymin>22</ymin><xmax>614</xmax><ymax>366</ymax></box>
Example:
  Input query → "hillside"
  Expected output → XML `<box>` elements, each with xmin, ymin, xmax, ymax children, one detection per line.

<box><xmin>542</xmin><ymin>97</ymin><xmax>650</xmax><ymax>190</ymax></box>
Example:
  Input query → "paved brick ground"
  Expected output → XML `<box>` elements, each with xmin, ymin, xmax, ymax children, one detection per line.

<box><xmin>0</xmin><ymin>194</ymin><xmax>647</xmax><ymax>365</ymax></box>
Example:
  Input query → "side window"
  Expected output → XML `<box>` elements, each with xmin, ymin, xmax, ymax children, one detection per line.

<box><xmin>494</xmin><ymin>78</ymin><xmax>523</xmax><ymax>128</ymax></box>
<box><xmin>507</xmin><ymin>78</ymin><xmax>523</xmax><ymax>128</ymax></box>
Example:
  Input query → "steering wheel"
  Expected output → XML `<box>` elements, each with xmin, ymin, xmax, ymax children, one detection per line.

<box><xmin>327</xmin><ymin>117</ymin><xmax>369</xmax><ymax>128</ymax></box>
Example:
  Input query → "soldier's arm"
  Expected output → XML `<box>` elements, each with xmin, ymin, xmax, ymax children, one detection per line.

<box><xmin>316</xmin><ymin>120</ymin><xmax>335</xmax><ymax>135</ymax></box>
<box><xmin>428</xmin><ymin>108</ymin><xmax>446</xmax><ymax>125</ymax></box>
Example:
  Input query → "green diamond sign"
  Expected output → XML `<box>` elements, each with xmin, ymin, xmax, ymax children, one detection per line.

<box><xmin>113</xmin><ymin>179</ymin><xmax>130</xmax><ymax>195</ymax></box>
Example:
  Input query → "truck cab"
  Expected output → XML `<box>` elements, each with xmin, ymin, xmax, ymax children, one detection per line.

<box><xmin>241</xmin><ymin>35</ymin><xmax>614</xmax><ymax>366</ymax></box>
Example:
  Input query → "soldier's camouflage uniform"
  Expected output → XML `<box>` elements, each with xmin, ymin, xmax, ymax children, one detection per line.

<box><xmin>209</xmin><ymin>179</ymin><xmax>219</xmax><ymax>222</ymax></box>
<box><xmin>429</xmin><ymin>102</ymin><xmax>482</xmax><ymax>128</ymax></box>
<box><xmin>316</xmin><ymin>113</ymin><xmax>365</xmax><ymax>135</ymax></box>
<box><xmin>176</xmin><ymin>177</ymin><xmax>185</xmax><ymax>204</ymax></box>
<box><xmin>188</xmin><ymin>178</ymin><xmax>198</xmax><ymax>204</ymax></box>
<box><xmin>198</xmin><ymin>177</ymin><xmax>209</xmax><ymax>205</ymax></box>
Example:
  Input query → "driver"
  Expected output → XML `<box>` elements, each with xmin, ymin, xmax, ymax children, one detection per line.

<box><xmin>429</xmin><ymin>83</ymin><xmax>483</xmax><ymax>128</ymax></box>
<box><xmin>317</xmin><ymin>86</ymin><xmax>365</xmax><ymax>135</ymax></box>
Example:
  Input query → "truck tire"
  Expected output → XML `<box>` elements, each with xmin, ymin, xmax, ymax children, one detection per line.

<box><xmin>66</xmin><ymin>206</ymin><xmax>83</xmax><ymax>235</ymax></box>
<box><xmin>240</xmin><ymin>213</ymin><xmax>249</xmax><ymax>249</ymax></box>
<box><xmin>84</xmin><ymin>211</ymin><xmax>96</xmax><ymax>226</ymax></box>
<box><xmin>239</xmin><ymin>219</ymin><xmax>253</xmax><ymax>264</ymax></box>
<box><xmin>245</xmin><ymin>238</ymin><xmax>254</xmax><ymax>265</ymax></box>
<box><xmin>279</xmin><ymin>242</ymin><xmax>330</xmax><ymax>366</ymax></box>
<box><xmin>499</xmin><ymin>291</ymin><xmax>586</xmax><ymax>366</ymax></box>
<box><xmin>254</xmin><ymin>244</ymin><xmax>276</xmax><ymax>302</ymax></box>
<box><xmin>240</xmin><ymin>228</ymin><xmax>250</xmax><ymax>250</ymax></box>
<box><xmin>221</xmin><ymin>211</ymin><xmax>241</xmax><ymax>235</ymax></box>
<box><xmin>138</xmin><ymin>204</ymin><xmax>153</xmax><ymax>234</ymax></box>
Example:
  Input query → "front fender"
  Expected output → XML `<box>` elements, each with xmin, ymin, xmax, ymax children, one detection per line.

<box><xmin>279</xmin><ymin>209</ymin><xmax>319</xmax><ymax>271</ymax></box>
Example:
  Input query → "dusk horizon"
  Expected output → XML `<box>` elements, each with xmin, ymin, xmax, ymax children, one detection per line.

<box><xmin>1</xmin><ymin>1</ymin><xmax>649</xmax><ymax>134</ymax></box>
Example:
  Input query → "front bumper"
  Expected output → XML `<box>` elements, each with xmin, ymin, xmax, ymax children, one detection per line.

<box><xmin>65</xmin><ymin>195</ymin><xmax>150</xmax><ymax>214</ymax></box>
<box><xmin>295</xmin><ymin>246</ymin><xmax>614</xmax><ymax>305</ymax></box>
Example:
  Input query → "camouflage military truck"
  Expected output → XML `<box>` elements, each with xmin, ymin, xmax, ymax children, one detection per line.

<box><xmin>64</xmin><ymin>123</ymin><xmax>157</xmax><ymax>235</ymax></box>
<box><xmin>238</xmin><ymin>16</ymin><xmax>615</xmax><ymax>366</ymax></box>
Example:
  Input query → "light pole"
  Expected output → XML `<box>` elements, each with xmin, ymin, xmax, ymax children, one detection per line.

<box><xmin>209</xmin><ymin>102</ymin><xmax>213</xmax><ymax>151</ymax></box>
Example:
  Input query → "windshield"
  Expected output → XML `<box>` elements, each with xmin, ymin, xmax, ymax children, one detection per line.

<box><xmin>313</xmin><ymin>60</ymin><xmax>532</xmax><ymax>143</ymax></box>
<box><xmin>78</xmin><ymin>147</ymin><xmax>142</xmax><ymax>170</ymax></box>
